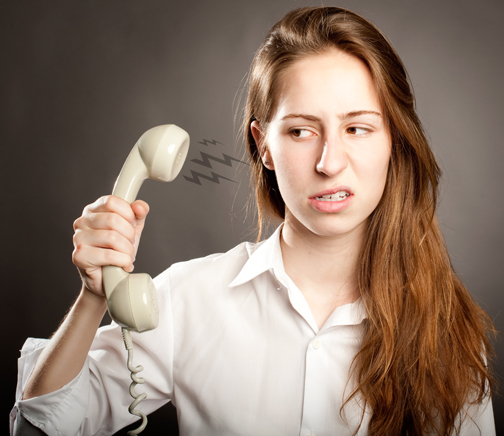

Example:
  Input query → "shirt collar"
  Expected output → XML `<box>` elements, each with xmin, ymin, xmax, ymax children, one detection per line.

<box><xmin>229</xmin><ymin>224</ymin><xmax>285</xmax><ymax>288</ymax></box>
<box><xmin>229</xmin><ymin>223</ymin><xmax>368</xmax><ymax>330</ymax></box>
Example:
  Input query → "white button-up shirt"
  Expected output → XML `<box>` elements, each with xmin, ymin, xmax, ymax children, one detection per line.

<box><xmin>12</xmin><ymin>226</ymin><xmax>495</xmax><ymax>436</ymax></box>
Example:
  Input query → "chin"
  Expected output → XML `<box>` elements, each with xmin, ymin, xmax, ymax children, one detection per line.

<box><xmin>300</xmin><ymin>215</ymin><xmax>367</xmax><ymax>239</ymax></box>
<box><xmin>314</xmin><ymin>225</ymin><xmax>363</xmax><ymax>239</ymax></box>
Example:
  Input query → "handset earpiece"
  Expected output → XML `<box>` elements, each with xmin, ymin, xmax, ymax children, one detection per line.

<box><xmin>102</xmin><ymin>124</ymin><xmax>190</xmax><ymax>332</ymax></box>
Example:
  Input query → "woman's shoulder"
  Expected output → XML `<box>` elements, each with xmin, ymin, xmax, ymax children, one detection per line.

<box><xmin>153</xmin><ymin>239</ymin><xmax>263</xmax><ymax>293</ymax></box>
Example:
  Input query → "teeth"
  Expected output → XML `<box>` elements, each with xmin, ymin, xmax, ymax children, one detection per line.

<box><xmin>316</xmin><ymin>191</ymin><xmax>350</xmax><ymax>201</ymax></box>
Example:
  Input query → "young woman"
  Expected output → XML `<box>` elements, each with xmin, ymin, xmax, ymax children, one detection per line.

<box><xmin>13</xmin><ymin>6</ymin><xmax>495</xmax><ymax>436</ymax></box>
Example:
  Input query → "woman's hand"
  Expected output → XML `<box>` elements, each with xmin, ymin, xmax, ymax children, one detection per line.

<box><xmin>72</xmin><ymin>195</ymin><xmax>150</xmax><ymax>298</ymax></box>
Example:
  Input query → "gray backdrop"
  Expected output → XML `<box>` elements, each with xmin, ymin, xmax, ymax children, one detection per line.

<box><xmin>3</xmin><ymin>1</ymin><xmax>503</xmax><ymax>434</ymax></box>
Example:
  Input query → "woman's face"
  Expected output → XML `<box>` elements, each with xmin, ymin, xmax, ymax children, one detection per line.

<box><xmin>251</xmin><ymin>50</ymin><xmax>391</xmax><ymax>240</ymax></box>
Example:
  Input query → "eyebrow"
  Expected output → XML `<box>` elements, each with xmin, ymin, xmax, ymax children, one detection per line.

<box><xmin>280</xmin><ymin>110</ymin><xmax>382</xmax><ymax>122</ymax></box>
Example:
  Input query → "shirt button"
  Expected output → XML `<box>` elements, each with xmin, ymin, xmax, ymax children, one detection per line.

<box><xmin>312</xmin><ymin>339</ymin><xmax>321</xmax><ymax>350</ymax></box>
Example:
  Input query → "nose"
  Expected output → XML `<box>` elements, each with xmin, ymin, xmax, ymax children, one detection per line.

<box><xmin>315</xmin><ymin>138</ymin><xmax>348</xmax><ymax>176</ymax></box>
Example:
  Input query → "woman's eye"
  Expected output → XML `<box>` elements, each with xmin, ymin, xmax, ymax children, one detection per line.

<box><xmin>290</xmin><ymin>128</ymin><xmax>314</xmax><ymax>138</ymax></box>
<box><xmin>347</xmin><ymin>126</ymin><xmax>369</xmax><ymax>135</ymax></box>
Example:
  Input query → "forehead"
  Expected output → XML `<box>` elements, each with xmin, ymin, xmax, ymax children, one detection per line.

<box><xmin>272</xmin><ymin>50</ymin><xmax>381</xmax><ymax>119</ymax></box>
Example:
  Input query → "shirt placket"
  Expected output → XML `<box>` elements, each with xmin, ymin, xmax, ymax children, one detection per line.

<box><xmin>299</xmin><ymin>334</ymin><xmax>329</xmax><ymax>436</ymax></box>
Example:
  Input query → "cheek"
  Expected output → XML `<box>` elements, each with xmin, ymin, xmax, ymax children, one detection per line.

<box><xmin>372</xmin><ymin>152</ymin><xmax>391</xmax><ymax>183</ymax></box>
<box><xmin>272</xmin><ymin>158</ymin><xmax>300</xmax><ymax>196</ymax></box>
<box><xmin>269</xmin><ymin>143</ymin><xmax>300</xmax><ymax>181</ymax></box>
<box><xmin>356</xmin><ymin>144</ymin><xmax>391</xmax><ymax>196</ymax></box>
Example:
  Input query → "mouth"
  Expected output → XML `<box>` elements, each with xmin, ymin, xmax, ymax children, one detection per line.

<box><xmin>309</xmin><ymin>186</ymin><xmax>353</xmax><ymax>213</ymax></box>
<box><xmin>315</xmin><ymin>191</ymin><xmax>350</xmax><ymax>202</ymax></box>
<box><xmin>311</xmin><ymin>186</ymin><xmax>353</xmax><ymax>201</ymax></box>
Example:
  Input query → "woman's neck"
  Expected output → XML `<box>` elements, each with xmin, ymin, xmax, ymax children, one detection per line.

<box><xmin>280</xmin><ymin>213</ymin><xmax>364</xmax><ymax>328</ymax></box>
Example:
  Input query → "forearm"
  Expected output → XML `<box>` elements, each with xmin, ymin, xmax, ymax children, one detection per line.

<box><xmin>22</xmin><ymin>286</ymin><xmax>107</xmax><ymax>399</ymax></box>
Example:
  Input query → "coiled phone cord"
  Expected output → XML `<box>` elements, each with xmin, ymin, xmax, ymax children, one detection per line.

<box><xmin>122</xmin><ymin>328</ymin><xmax>148</xmax><ymax>435</ymax></box>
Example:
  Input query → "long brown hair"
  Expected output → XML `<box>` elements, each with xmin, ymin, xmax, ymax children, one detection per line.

<box><xmin>242</xmin><ymin>7</ymin><xmax>495</xmax><ymax>436</ymax></box>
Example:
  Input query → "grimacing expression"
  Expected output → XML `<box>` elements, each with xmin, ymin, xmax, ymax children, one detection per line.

<box><xmin>251</xmin><ymin>50</ymin><xmax>391</xmax><ymax>239</ymax></box>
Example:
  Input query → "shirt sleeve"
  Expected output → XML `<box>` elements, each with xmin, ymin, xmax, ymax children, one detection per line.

<box><xmin>11</xmin><ymin>271</ymin><xmax>175</xmax><ymax>436</ymax></box>
<box><xmin>11</xmin><ymin>337</ymin><xmax>92</xmax><ymax>436</ymax></box>
<box><xmin>458</xmin><ymin>393</ymin><xmax>496</xmax><ymax>436</ymax></box>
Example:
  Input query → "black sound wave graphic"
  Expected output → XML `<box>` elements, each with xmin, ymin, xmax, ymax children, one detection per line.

<box><xmin>198</xmin><ymin>139</ymin><xmax>223</xmax><ymax>147</ymax></box>
<box><xmin>183</xmin><ymin>139</ymin><xmax>248</xmax><ymax>186</ymax></box>
<box><xmin>183</xmin><ymin>170</ymin><xmax>236</xmax><ymax>186</ymax></box>
<box><xmin>191</xmin><ymin>152</ymin><xmax>248</xmax><ymax>170</ymax></box>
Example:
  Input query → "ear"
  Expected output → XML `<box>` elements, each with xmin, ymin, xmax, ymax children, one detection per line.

<box><xmin>250</xmin><ymin>120</ymin><xmax>274</xmax><ymax>170</ymax></box>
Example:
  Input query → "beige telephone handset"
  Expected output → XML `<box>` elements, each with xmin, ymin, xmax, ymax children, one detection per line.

<box><xmin>103</xmin><ymin>125</ymin><xmax>189</xmax><ymax>435</ymax></box>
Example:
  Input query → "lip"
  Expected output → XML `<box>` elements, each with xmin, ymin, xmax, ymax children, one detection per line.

<box><xmin>309</xmin><ymin>185</ymin><xmax>353</xmax><ymax>213</ymax></box>
<box><xmin>310</xmin><ymin>186</ymin><xmax>353</xmax><ymax>199</ymax></box>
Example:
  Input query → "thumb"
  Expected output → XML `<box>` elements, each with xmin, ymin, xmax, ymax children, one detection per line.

<box><xmin>130</xmin><ymin>200</ymin><xmax>150</xmax><ymax>252</ymax></box>
<box><xmin>130</xmin><ymin>199</ymin><xmax>150</xmax><ymax>223</ymax></box>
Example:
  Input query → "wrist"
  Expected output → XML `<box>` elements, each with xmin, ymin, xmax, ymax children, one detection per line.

<box><xmin>79</xmin><ymin>285</ymin><xmax>107</xmax><ymax>312</ymax></box>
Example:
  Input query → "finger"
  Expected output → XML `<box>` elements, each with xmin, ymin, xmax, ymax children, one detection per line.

<box><xmin>76</xmin><ymin>212</ymin><xmax>137</xmax><ymax>244</ymax></box>
<box><xmin>83</xmin><ymin>196</ymin><xmax>137</xmax><ymax>226</ymax></box>
<box><xmin>130</xmin><ymin>199</ymin><xmax>150</xmax><ymax>222</ymax></box>
<box><xmin>73</xmin><ymin>229</ymin><xmax>136</xmax><ymax>259</ymax></box>
<box><xmin>130</xmin><ymin>200</ymin><xmax>150</xmax><ymax>243</ymax></box>
<box><xmin>72</xmin><ymin>244</ymin><xmax>135</xmax><ymax>272</ymax></box>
